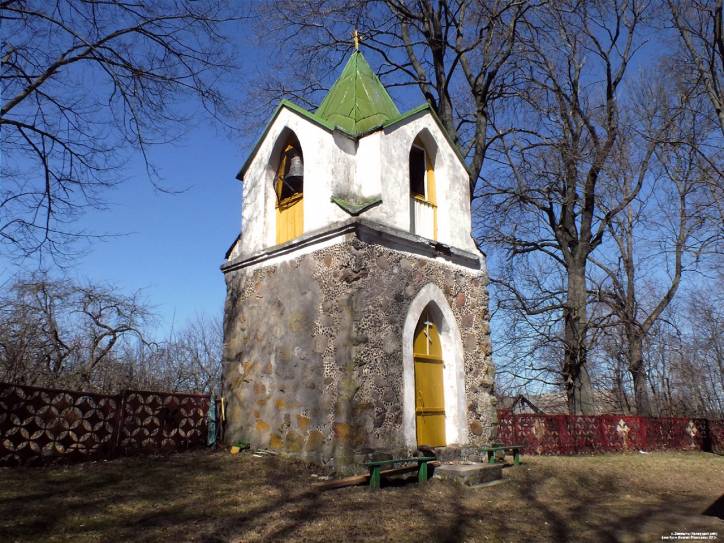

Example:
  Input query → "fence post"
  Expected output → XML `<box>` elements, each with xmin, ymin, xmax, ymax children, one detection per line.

<box><xmin>597</xmin><ymin>416</ymin><xmax>607</xmax><ymax>452</ymax></box>
<box><xmin>157</xmin><ymin>394</ymin><xmax>165</xmax><ymax>453</ymax></box>
<box><xmin>640</xmin><ymin>416</ymin><xmax>648</xmax><ymax>450</ymax></box>
<box><xmin>111</xmin><ymin>390</ymin><xmax>128</xmax><ymax>458</ymax></box>
<box><xmin>702</xmin><ymin>418</ymin><xmax>711</xmax><ymax>452</ymax></box>
<box><xmin>108</xmin><ymin>393</ymin><xmax>120</xmax><ymax>460</ymax></box>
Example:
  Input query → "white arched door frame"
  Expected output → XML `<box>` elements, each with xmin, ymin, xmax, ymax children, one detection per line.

<box><xmin>402</xmin><ymin>283</ymin><xmax>467</xmax><ymax>449</ymax></box>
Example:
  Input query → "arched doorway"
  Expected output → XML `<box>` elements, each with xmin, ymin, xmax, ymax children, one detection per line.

<box><xmin>413</xmin><ymin>308</ymin><xmax>446</xmax><ymax>447</ymax></box>
<box><xmin>402</xmin><ymin>284</ymin><xmax>466</xmax><ymax>450</ymax></box>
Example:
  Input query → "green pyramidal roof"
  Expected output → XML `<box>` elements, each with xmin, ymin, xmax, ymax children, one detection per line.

<box><xmin>315</xmin><ymin>51</ymin><xmax>400</xmax><ymax>136</ymax></box>
<box><xmin>237</xmin><ymin>51</ymin><xmax>468</xmax><ymax>181</ymax></box>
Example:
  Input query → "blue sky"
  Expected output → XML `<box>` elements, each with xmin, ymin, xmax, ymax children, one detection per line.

<box><xmin>64</xmin><ymin>123</ymin><xmax>242</xmax><ymax>335</ymax></box>
<box><xmin>1</xmin><ymin>13</ymin><xmax>691</xmax><ymax>350</ymax></box>
<box><xmin>0</xmin><ymin>34</ymin><xmax>421</xmax><ymax>338</ymax></box>
<box><xmin>1</xmin><ymin>114</ymin><xmax>243</xmax><ymax>336</ymax></box>
<box><xmin>1</xmin><ymin>33</ymin><xmax>254</xmax><ymax>336</ymax></box>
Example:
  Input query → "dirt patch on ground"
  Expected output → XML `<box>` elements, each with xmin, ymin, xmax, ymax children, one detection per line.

<box><xmin>1</xmin><ymin>450</ymin><xmax>722</xmax><ymax>542</ymax></box>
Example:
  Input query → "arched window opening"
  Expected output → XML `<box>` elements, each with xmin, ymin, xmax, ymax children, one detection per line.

<box><xmin>413</xmin><ymin>306</ymin><xmax>446</xmax><ymax>447</ymax></box>
<box><xmin>409</xmin><ymin>137</ymin><xmax>437</xmax><ymax>240</ymax></box>
<box><xmin>409</xmin><ymin>146</ymin><xmax>427</xmax><ymax>198</ymax></box>
<box><xmin>274</xmin><ymin>134</ymin><xmax>304</xmax><ymax>244</ymax></box>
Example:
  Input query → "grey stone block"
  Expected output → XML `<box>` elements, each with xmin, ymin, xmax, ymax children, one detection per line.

<box><xmin>434</xmin><ymin>463</ymin><xmax>503</xmax><ymax>486</ymax></box>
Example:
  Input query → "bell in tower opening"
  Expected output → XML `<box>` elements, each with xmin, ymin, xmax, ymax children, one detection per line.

<box><xmin>221</xmin><ymin>49</ymin><xmax>495</xmax><ymax>472</ymax></box>
<box><xmin>279</xmin><ymin>144</ymin><xmax>303</xmax><ymax>199</ymax></box>
<box><xmin>274</xmin><ymin>136</ymin><xmax>304</xmax><ymax>244</ymax></box>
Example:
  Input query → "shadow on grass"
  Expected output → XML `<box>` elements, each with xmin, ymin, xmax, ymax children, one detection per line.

<box><xmin>703</xmin><ymin>494</ymin><xmax>724</xmax><ymax>519</ymax></box>
<box><xmin>408</xmin><ymin>460</ymin><xmax>719</xmax><ymax>543</ymax></box>
<box><xmin>201</xmin><ymin>463</ymin><xmax>439</xmax><ymax>541</ymax></box>
<box><xmin>1</xmin><ymin>452</ymin><xmax>225</xmax><ymax>541</ymax></box>
<box><xmin>493</xmin><ymin>462</ymin><xmax>714</xmax><ymax>542</ymax></box>
<box><xmin>2</xmin><ymin>452</ymin><xmax>721</xmax><ymax>542</ymax></box>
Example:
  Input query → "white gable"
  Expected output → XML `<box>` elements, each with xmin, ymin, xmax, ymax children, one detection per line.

<box><xmin>372</xmin><ymin>110</ymin><xmax>476</xmax><ymax>253</ymax></box>
<box><xmin>232</xmin><ymin>105</ymin><xmax>478</xmax><ymax>260</ymax></box>
<box><xmin>237</xmin><ymin>107</ymin><xmax>353</xmax><ymax>256</ymax></box>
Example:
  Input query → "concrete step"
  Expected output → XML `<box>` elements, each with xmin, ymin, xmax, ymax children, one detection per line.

<box><xmin>433</xmin><ymin>462</ymin><xmax>503</xmax><ymax>486</ymax></box>
<box><xmin>427</xmin><ymin>445</ymin><xmax>483</xmax><ymax>461</ymax></box>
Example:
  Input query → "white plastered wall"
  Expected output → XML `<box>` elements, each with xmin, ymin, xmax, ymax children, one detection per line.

<box><xmin>367</xmin><ymin>111</ymin><xmax>478</xmax><ymax>253</ymax></box>
<box><xmin>238</xmin><ymin>109</ymin><xmax>353</xmax><ymax>256</ymax></box>
<box><xmin>401</xmin><ymin>283</ymin><xmax>468</xmax><ymax>449</ymax></box>
<box><xmin>352</xmin><ymin>131</ymin><xmax>382</xmax><ymax>199</ymax></box>
<box><xmin>237</xmin><ymin>106</ymin><xmax>478</xmax><ymax>259</ymax></box>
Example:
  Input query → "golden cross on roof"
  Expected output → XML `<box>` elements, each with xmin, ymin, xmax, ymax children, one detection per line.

<box><xmin>353</xmin><ymin>29</ymin><xmax>360</xmax><ymax>51</ymax></box>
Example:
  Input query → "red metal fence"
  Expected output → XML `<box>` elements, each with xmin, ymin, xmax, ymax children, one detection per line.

<box><xmin>497</xmin><ymin>411</ymin><xmax>724</xmax><ymax>455</ymax></box>
<box><xmin>0</xmin><ymin>382</ymin><xmax>211</xmax><ymax>466</ymax></box>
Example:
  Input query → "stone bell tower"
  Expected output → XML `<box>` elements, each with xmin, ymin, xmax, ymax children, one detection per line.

<box><xmin>221</xmin><ymin>50</ymin><xmax>496</xmax><ymax>470</ymax></box>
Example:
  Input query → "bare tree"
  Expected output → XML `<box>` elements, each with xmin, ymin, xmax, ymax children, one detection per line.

<box><xmin>683</xmin><ymin>282</ymin><xmax>724</xmax><ymax>416</ymax></box>
<box><xmin>591</xmin><ymin>85</ymin><xmax>722</xmax><ymax>415</ymax></box>
<box><xmin>0</xmin><ymin>0</ymin><xmax>244</xmax><ymax>261</ymax></box>
<box><xmin>668</xmin><ymin>0</ymin><xmax>724</xmax><ymax>135</ymax></box>
<box><xmin>479</xmin><ymin>1</ymin><xmax>672</xmax><ymax>413</ymax></box>
<box><xmin>0</xmin><ymin>273</ymin><xmax>152</xmax><ymax>389</ymax></box>
<box><xmin>596</xmin><ymin>326</ymin><xmax>635</xmax><ymax>414</ymax></box>
<box><xmin>0</xmin><ymin>278</ymin><xmax>76</xmax><ymax>383</ymax></box>
<box><xmin>152</xmin><ymin>313</ymin><xmax>223</xmax><ymax>394</ymax></box>
<box><xmin>0</xmin><ymin>273</ymin><xmax>223</xmax><ymax>393</ymax></box>
<box><xmin>0</xmin><ymin>279</ymin><xmax>60</xmax><ymax>383</ymax></box>
<box><xmin>73</xmin><ymin>283</ymin><xmax>151</xmax><ymax>384</ymax></box>
<box><xmin>644</xmin><ymin>284</ymin><xmax>724</xmax><ymax>418</ymax></box>
<box><xmin>252</xmin><ymin>0</ymin><xmax>530</xmax><ymax>191</ymax></box>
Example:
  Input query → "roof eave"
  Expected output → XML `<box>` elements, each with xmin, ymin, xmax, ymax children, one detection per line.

<box><xmin>384</xmin><ymin>104</ymin><xmax>469</xmax><ymax>170</ymax></box>
<box><xmin>236</xmin><ymin>100</ymin><xmax>340</xmax><ymax>182</ymax></box>
<box><xmin>237</xmin><ymin>100</ymin><xmax>470</xmax><ymax>182</ymax></box>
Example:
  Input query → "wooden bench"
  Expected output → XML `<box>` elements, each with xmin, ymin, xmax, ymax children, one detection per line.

<box><xmin>365</xmin><ymin>457</ymin><xmax>436</xmax><ymax>489</ymax></box>
<box><xmin>481</xmin><ymin>444</ymin><xmax>522</xmax><ymax>465</ymax></box>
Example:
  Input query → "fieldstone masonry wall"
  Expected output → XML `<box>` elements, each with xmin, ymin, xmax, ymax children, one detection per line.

<box><xmin>222</xmin><ymin>236</ymin><xmax>495</xmax><ymax>471</ymax></box>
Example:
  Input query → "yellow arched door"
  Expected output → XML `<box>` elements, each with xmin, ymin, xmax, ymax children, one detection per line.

<box><xmin>275</xmin><ymin>142</ymin><xmax>304</xmax><ymax>244</ymax></box>
<box><xmin>414</xmin><ymin>312</ymin><xmax>446</xmax><ymax>447</ymax></box>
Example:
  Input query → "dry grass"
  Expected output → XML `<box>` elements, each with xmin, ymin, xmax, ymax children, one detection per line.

<box><xmin>1</xmin><ymin>450</ymin><xmax>722</xmax><ymax>542</ymax></box>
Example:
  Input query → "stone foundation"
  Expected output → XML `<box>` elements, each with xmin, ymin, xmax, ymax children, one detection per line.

<box><xmin>221</xmin><ymin>221</ymin><xmax>496</xmax><ymax>472</ymax></box>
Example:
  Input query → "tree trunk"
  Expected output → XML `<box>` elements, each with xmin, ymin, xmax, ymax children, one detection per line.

<box><xmin>563</xmin><ymin>264</ymin><xmax>595</xmax><ymax>414</ymax></box>
<box><xmin>613</xmin><ymin>362</ymin><xmax>631</xmax><ymax>414</ymax></box>
<box><xmin>629</xmin><ymin>334</ymin><xmax>652</xmax><ymax>416</ymax></box>
<box><xmin>566</xmin><ymin>361</ymin><xmax>595</xmax><ymax>415</ymax></box>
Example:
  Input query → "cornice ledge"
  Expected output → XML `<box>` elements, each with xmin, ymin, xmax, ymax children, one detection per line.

<box><xmin>221</xmin><ymin>219</ymin><xmax>482</xmax><ymax>273</ymax></box>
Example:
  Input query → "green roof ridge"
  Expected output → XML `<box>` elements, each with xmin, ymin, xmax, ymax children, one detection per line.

<box><xmin>315</xmin><ymin>51</ymin><xmax>400</xmax><ymax>136</ymax></box>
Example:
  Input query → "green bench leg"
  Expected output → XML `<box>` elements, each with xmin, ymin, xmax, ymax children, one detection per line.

<box><xmin>487</xmin><ymin>451</ymin><xmax>495</xmax><ymax>464</ymax></box>
<box><xmin>513</xmin><ymin>450</ymin><xmax>521</xmax><ymax>465</ymax></box>
<box><xmin>369</xmin><ymin>467</ymin><xmax>381</xmax><ymax>490</ymax></box>
<box><xmin>418</xmin><ymin>461</ymin><xmax>428</xmax><ymax>482</ymax></box>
